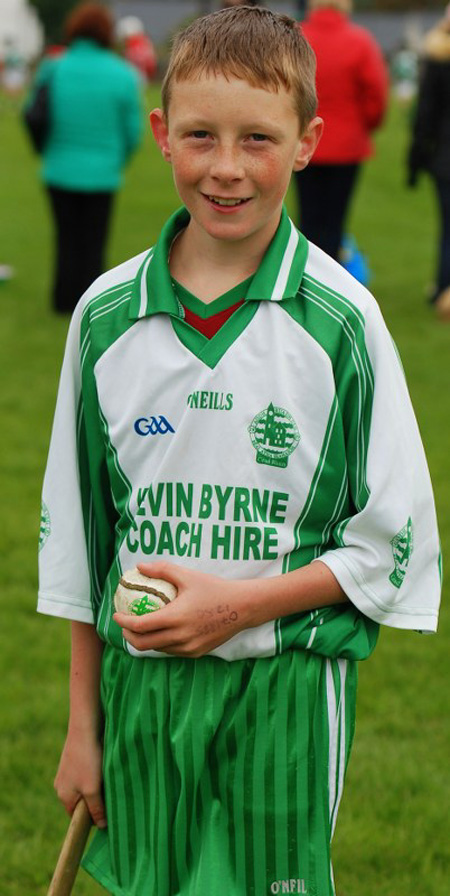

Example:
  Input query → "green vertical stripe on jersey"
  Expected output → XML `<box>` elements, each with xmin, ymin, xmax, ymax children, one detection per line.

<box><xmin>83</xmin><ymin>648</ymin><xmax>357</xmax><ymax>896</ymax></box>
<box><xmin>310</xmin><ymin>283</ymin><xmax>371</xmax><ymax>511</ymax></box>
<box><xmin>95</xmin><ymin>404</ymin><xmax>134</xmax><ymax>643</ymax></box>
<box><xmin>272</xmin><ymin>281</ymin><xmax>379</xmax><ymax>662</ymax></box>
<box><xmin>283</xmin><ymin>277</ymin><xmax>374</xmax><ymax>518</ymax></box>
<box><xmin>76</xmin><ymin>398</ymin><xmax>99</xmax><ymax>614</ymax></box>
<box><xmin>76</xmin><ymin>392</ymin><xmax>117</xmax><ymax>618</ymax></box>
<box><xmin>299</xmin><ymin>275</ymin><xmax>374</xmax><ymax>513</ymax></box>
<box><xmin>78</xmin><ymin>280</ymin><xmax>139</xmax><ymax>638</ymax></box>
<box><xmin>282</xmin><ymin>395</ymin><xmax>348</xmax><ymax>570</ymax></box>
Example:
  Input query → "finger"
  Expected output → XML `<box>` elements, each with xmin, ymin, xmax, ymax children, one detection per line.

<box><xmin>83</xmin><ymin>792</ymin><xmax>107</xmax><ymax>829</ymax></box>
<box><xmin>113</xmin><ymin>610</ymin><xmax>174</xmax><ymax>634</ymax></box>
<box><xmin>121</xmin><ymin>625</ymin><xmax>189</xmax><ymax>653</ymax></box>
<box><xmin>54</xmin><ymin>779</ymin><xmax>80</xmax><ymax>817</ymax></box>
<box><xmin>125</xmin><ymin>638</ymin><xmax>201</xmax><ymax>657</ymax></box>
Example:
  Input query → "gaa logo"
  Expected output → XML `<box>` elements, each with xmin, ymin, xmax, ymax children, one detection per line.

<box><xmin>134</xmin><ymin>415</ymin><xmax>175</xmax><ymax>436</ymax></box>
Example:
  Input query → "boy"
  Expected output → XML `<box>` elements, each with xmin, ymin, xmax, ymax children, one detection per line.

<box><xmin>38</xmin><ymin>8</ymin><xmax>441</xmax><ymax>896</ymax></box>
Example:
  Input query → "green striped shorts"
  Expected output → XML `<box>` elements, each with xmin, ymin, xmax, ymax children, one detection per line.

<box><xmin>82</xmin><ymin>645</ymin><xmax>357</xmax><ymax>896</ymax></box>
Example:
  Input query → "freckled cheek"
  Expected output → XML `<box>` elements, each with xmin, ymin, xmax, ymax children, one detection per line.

<box><xmin>171</xmin><ymin>152</ymin><xmax>203</xmax><ymax>188</ymax></box>
<box><xmin>254</xmin><ymin>155</ymin><xmax>292</xmax><ymax>197</ymax></box>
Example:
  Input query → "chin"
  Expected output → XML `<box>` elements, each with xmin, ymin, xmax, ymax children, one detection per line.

<box><xmin>200</xmin><ymin>212</ymin><xmax>258</xmax><ymax>238</ymax></box>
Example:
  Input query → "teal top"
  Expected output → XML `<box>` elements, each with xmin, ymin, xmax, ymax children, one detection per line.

<box><xmin>29</xmin><ymin>40</ymin><xmax>143</xmax><ymax>191</ymax></box>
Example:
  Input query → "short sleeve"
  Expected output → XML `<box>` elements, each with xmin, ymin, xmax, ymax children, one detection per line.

<box><xmin>38</xmin><ymin>302</ymin><xmax>95</xmax><ymax>622</ymax></box>
<box><xmin>317</xmin><ymin>300</ymin><xmax>441</xmax><ymax>632</ymax></box>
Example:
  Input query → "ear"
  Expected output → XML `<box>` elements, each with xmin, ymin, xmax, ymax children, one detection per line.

<box><xmin>149</xmin><ymin>108</ymin><xmax>171</xmax><ymax>163</ymax></box>
<box><xmin>293</xmin><ymin>116</ymin><xmax>324</xmax><ymax>172</ymax></box>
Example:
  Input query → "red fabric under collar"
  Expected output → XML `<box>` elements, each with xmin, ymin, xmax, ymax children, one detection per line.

<box><xmin>182</xmin><ymin>299</ymin><xmax>244</xmax><ymax>339</ymax></box>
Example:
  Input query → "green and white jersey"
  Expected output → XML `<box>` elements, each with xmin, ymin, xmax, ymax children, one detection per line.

<box><xmin>38</xmin><ymin>207</ymin><xmax>441</xmax><ymax>660</ymax></box>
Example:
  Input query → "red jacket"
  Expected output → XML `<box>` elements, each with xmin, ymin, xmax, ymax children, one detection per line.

<box><xmin>301</xmin><ymin>9</ymin><xmax>388</xmax><ymax>163</ymax></box>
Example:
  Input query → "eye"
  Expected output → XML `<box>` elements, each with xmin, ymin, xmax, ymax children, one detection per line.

<box><xmin>249</xmin><ymin>133</ymin><xmax>269</xmax><ymax>143</ymax></box>
<box><xmin>190</xmin><ymin>130</ymin><xmax>210</xmax><ymax>139</ymax></box>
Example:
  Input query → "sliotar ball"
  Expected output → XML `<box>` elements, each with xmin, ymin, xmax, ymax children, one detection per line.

<box><xmin>114</xmin><ymin>568</ymin><xmax>177</xmax><ymax>616</ymax></box>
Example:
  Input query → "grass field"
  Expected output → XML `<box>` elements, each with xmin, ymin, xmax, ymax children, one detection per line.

<box><xmin>0</xmin><ymin>86</ymin><xmax>448</xmax><ymax>895</ymax></box>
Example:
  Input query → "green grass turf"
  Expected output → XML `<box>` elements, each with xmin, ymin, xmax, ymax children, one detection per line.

<box><xmin>0</xmin><ymin>87</ymin><xmax>448</xmax><ymax>895</ymax></box>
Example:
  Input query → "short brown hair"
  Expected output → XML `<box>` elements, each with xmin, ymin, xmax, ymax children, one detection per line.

<box><xmin>64</xmin><ymin>2</ymin><xmax>114</xmax><ymax>49</ymax></box>
<box><xmin>161</xmin><ymin>7</ymin><xmax>317</xmax><ymax>131</ymax></box>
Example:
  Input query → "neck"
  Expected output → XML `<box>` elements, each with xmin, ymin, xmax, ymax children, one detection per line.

<box><xmin>169</xmin><ymin>216</ymin><xmax>278</xmax><ymax>303</ymax></box>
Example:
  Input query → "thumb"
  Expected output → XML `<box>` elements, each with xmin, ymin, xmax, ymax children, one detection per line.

<box><xmin>84</xmin><ymin>793</ymin><xmax>107</xmax><ymax>829</ymax></box>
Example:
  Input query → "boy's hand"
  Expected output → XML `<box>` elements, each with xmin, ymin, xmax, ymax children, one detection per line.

<box><xmin>54</xmin><ymin>728</ymin><xmax>107</xmax><ymax>828</ymax></box>
<box><xmin>113</xmin><ymin>559</ymin><xmax>346</xmax><ymax>658</ymax></box>
<box><xmin>113</xmin><ymin>562</ymin><xmax>248</xmax><ymax>658</ymax></box>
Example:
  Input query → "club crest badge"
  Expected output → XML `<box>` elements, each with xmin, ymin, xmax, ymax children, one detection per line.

<box><xmin>248</xmin><ymin>403</ymin><xmax>300</xmax><ymax>468</ymax></box>
<box><xmin>39</xmin><ymin>501</ymin><xmax>51</xmax><ymax>551</ymax></box>
<box><xmin>389</xmin><ymin>517</ymin><xmax>413</xmax><ymax>588</ymax></box>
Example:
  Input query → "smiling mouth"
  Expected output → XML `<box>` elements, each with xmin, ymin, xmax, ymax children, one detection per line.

<box><xmin>206</xmin><ymin>195</ymin><xmax>251</xmax><ymax>207</ymax></box>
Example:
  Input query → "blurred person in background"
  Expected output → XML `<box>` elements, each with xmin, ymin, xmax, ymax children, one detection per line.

<box><xmin>391</xmin><ymin>43</ymin><xmax>419</xmax><ymax>103</ymax></box>
<box><xmin>408</xmin><ymin>5</ymin><xmax>450</xmax><ymax>321</ymax></box>
<box><xmin>295</xmin><ymin>0</ymin><xmax>388</xmax><ymax>261</ymax></box>
<box><xmin>25</xmin><ymin>1</ymin><xmax>143</xmax><ymax>314</ymax></box>
<box><xmin>116</xmin><ymin>16</ymin><xmax>158</xmax><ymax>82</ymax></box>
<box><xmin>0</xmin><ymin>264</ymin><xmax>14</xmax><ymax>283</ymax></box>
<box><xmin>1</xmin><ymin>38</ymin><xmax>27</xmax><ymax>93</ymax></box>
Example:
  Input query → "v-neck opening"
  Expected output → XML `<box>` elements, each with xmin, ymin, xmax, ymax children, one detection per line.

<box><xmin>173</xmin><ymin>275</ymin><xmax>253</xmax><ymax>319</ymax></box>
<box><xmin>170</xmin><ymin>274</ymin><xmax>258</xmax><ymax>367</ymax></box>
<box><xmin>171</xmin><ymin>300</ymin><xmax>259</xmax><ymax>369</ymax></box>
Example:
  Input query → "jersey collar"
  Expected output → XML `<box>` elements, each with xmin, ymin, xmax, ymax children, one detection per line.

<box><xmin>129</xmin><ymin>205</ymin><xmax>308</xmax><ymax>320</ymax></box>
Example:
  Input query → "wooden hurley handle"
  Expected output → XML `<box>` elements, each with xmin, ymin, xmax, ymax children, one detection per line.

<box><xmin>48</xmin><ymin>800</ymin><xmax>93</xmax><ymax>896</ymax></box>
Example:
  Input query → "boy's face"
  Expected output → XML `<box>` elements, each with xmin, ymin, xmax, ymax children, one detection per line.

<box><xmin>151</xmin><ymin>75</ymin><xmax>322</xmax><ymax>253</ymax></box>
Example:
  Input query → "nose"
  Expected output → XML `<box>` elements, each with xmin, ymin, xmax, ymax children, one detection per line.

<box><xmin>209</xmin><ymin>144</ymin><xmax>245</xmax><ymax>182</ymax></box>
